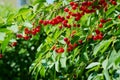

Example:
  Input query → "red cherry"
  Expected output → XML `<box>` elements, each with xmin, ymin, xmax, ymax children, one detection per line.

<box><xmin>24</xmin><ymin>27</ymin><xmax>31</xmax><ymax>34</ymax></box>
<box><xmin>11</xmin><ymin>42</ymin><xmax>17</xmax><ymax>47</ymax></box>
<box><xmin>0</xmin><ymin>54</ymin><xmax>3</xmax><ymax>59</ymax></box>
<box><xmin>78</xmin><ymin>40</ymin><xmax>82</xmax><ymax>44</ymax></box>
<box><xmin>39</xmin><ymin>20</ymin><xmax>43</xmax><ymax>24</ymax></box>
<box><xmin>16</xmin><ymin>34</ymin><xmax>23</xmax><ymax>38</ymax></box>
<box><xmin>64</xmin><ymin>7</ymin><xmax>69</xmax><ymax>12</ymax></box>
<box><xmin>66</xmin><ymin>15</ymin><xmax>70</xmax><ymax>19</ymax></box>
<box><xmin>98</xmin><ymin>34</ymin><xmax>103</xmax><ymax>40</ymax></box>
<box><xmin>31</xmin><ymin>28</ymin><xmax>37</xmax><ymax>35</ymax></box>
<box><xmin>68</xmin><ymin>43</ymin><xmax>74</xmax><ymax>49</ymax></box>
<box><xmin>73</xmin><ymin>43</ymin><xmax>78</xmax><ymax>48</ymax></box>
<box><xmin>111</xmin><ymin>1</ymin><xmax>117</xmax><ymax>5</ymax></box>
<box><xmin>72</xmin><ymin>5</ymin><xmax>77</xmax><ymax>10</ymax></box>
<box><xmin>95</xmin><ymin>29</ymin><xmax>100</xmax><ymax>34</ymax></box>
<box><xmin>23</xmin><ymin>36</ymin><xmax>30</xmax><ymax>40</ymax></box>
<box><xmin>56</xmin><ymin>47</ymin><xmax>64</xmax><ymax>53</ymax></box>
<box><xmin>70</xmin><ymin>2</ymin><xmax>75</xmax><ymax>6</ymax></box>
<box><xmin>64</xmin><ymin>38</ymin><xmax>69</xmax><ymax>42</ymax></box>
<box><xmin>100</xmin><ymin>19</ymin><xmax>106</xmax><ymax>23</ymax></box>
<box><xmin>118</xmin><ymin>15</ymin><xmax>120</xmax><ymax>19</ymax></box>
<box><xmin>67</xmin><ymin>47</ymin><xmax>72</xmax><ymax>52</ymax></box>
<box><xmin>35</xmin><ymin>26</ymin><xmax>40</xmax><ymax>32</ymax></box>
<box><xmin>99</xmin><ymin>23</ymin><xmax>103</xmax><ymax>28</ymax></box>
<box><xmin>93</xmin><ymin>36</ymin><xmax>97</xmax><ymax>40</ymax></box>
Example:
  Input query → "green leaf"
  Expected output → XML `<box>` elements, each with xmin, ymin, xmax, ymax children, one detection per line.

<box><xmin>103</xmin><ymin>70</ymin><xmax>111</xmax><ymax>80</ymax></box>
<box><xmin>102</xmin><ymin>59</ymin><xmax>108</xmax><ymax>69</ymax></box>
<box><xmin>86</xmin><ymin>62</ymin><xmax>100</xmax><ymax>69</ymax></box>
<box><xmin>93</xmin><ymin>40</ymin><xmax>112</xmax><ymax>56</ymax></box>
<box><xmin>1</xmin><ymin>33</ymin><xmax>13</xmax><ymax>53</ymax></box>
<box><xmin>55</xmin><ymin>61</ymin><xmax>59</xmax><ymax>72</ymax></box>
<box><xmin>40</xmin><ymin>66</ymin><xmax>45</xmax><ymax>77</ymax></box>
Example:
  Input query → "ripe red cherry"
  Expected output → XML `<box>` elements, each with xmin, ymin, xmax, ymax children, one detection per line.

<box><xmin>73</xmin><ymin>43</ymin><xmax>78</xmax><ymax>48</ymax></box>
<box><xmin>39</xmin><ymin>20</ymin><xmax>43</xmax><ymax>24</ymax></box>
<box><xmin>55</xmin><ymin>47</ymin><xmax>64</xmax><ymax>53</ymax></box>
<box><xmin>70</xmin><ymin>1</ymin><xmax>75</xmax><ymax>6</ymax></box>
<box><xmin>72</xmin><ymin>5</ymin><xmax>77</xmax><ymax>10</ymax></box>
<box><xmin>99</xmin><ymin>23</ymin><xmax>103</xmax><ymax>28</ymax></box>
<box><xmin>23</xmin><ymin>36</ymin><xmax>30</xmax><ymax>40</ymax></box>
<box><xmin>66</xmin><ymin>15</ymin><xmax>70</xmax><ymax>19</ymax></box>
<box><xmin>100</xmin><ymin>19</ymin><xmax>106</xmax><ymax>23</ymax></box>
<box><xmin>24</xmin><ymin>27</ymin><xmax>31</xmax><ymax>34</ymax></box>
<box><xmin>16</xmin><ymin>34</ymin><xmax>23</xmax><ymax>38</ymax></box>
<box><xmin>11</xmin><ymin>42</ymin><xmax>17</xmax><ymax>47</ymax></box>
<box><xmin>64</xmin><ymin>38</ymin><xmax>69</xmax><ymax>42</ymax></box>
<box><xmin>93</xmin><ymin>36</ymin><xmax>97</xmax><ymax>40</ymax></box>
<box><xmin>64</xmin><ymin>7</ymin><xmax>69</xmax><ymax>12</ymax></box>
<box><xmin>98</xmin><ymin>34</ymin><xmax>103</xmax><ymax>40</ymax></box>
<box><xmin>35</xmin><ymin>26</ymin><xmax>40</xmax><ymax>32</ymax></box>
<box><xmin>118</xmin><ymin>15</ymin><xmax>120</xmax><ymax>19</ymax></box>
<box><xmin>78</xmin><ymin>40</ymin><xmax>82</xmax><ymax>44</ymax></box>
<box><xmin>95</xmin><ymin>29</ymin><xmax>100</xmax><ymax>34</ymax></box>
<box><xmin>111</xmin><ymin>1</ymin><xmax>117</xmax><ymax>5</ymax></box>
<box><xmin>0</xmin><ymin>54</ymin><xmax>3</xmax><ymax>59</ymax></box>
<box><xmin>31</xmin><ymin>28</ymin><xmax>37</xmax><ymax>35</ymax></box>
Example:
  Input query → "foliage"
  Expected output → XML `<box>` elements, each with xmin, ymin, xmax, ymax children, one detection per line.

<box><xmin>1</xmin><ymin>0</ymin><xmax>120</xmax><ymax>80</ymax></box>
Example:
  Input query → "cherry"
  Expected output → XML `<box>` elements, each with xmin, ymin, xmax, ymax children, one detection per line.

<box><xmin>0</xmin><ymin>54</ymin><xmax>3</xmax><ymax>59</ymax></box>
<box><xmin>72</xmin><ymin>5</ymin><xmax>77</xmax><ymax>10</ymax></box>
<box><xmin>16</xmin><ymin>34</ymin><xmax>23</xmax><ymax>38</ymax></box>
<box><xmin>39</xmin><ymin>20</ymin><xmax>43</xmax><ymax>24</ymax></box>
<box><xmin>78</xmin><ymin>40</ymin><xmax>82</xmax><ymax>44</ymax></box>
<box><xmin>111</xmin><ymin>1</ymin><xmax>117</xmax><ymax>5</ymax></box>
<box><xmin>73</xmin><ymin>43</ymin><xmax>78</xmax><ymax>48</ymax></box>
<box><xmin>23</xmin><ymin>36</ymin><xmax>30</xmax><ymax>40</ymax></box>
<box><xmin>64</xmin><ymin>7</ymin><xmax>69</xmax><ymax>12</ymax></box>
<box><xmin>70</xmin><ymin>2</ymin><xmax>75</xmax><ymax>6</ymax></box>
<box><xmin>118</xmin><ymin>15</ymin><xmax>120</xmax><ymax>19</ymax></box>
<box><xmin>99</xmin><ymin>23</ymin><xmax>103</xmax><ymax>28</ymax></box>
<box><xmin>35</xmin><ymin>26</ymin><xmax>40</xmax><ymax>32</ymax></box>
<box><xmin>55</xmin><ymin>47</ymin><xmax>64</xmax><ymax>53</ymax></box>
<box><xmin>66</xmin><ymin>15</ymin><xmax>70</xmax><ymax>19</ymax></box>
<box><xmin>93</xmin><ymin>36</ymin><xmax>97</xmax><ymax>40</ymax></box>
<box><xmin>31</xmin><ymin>28</ymin><xmax>37</xmax><ymax>35</ymax></box>
<box><xmin>11</xmin><ymin>42</ymin><xmax>17</xmax><ymax>47</ymax></box>
<box><xmin>95</xmin><ymin>29</ymin><xmax>100</xmax><ymax>34</ymax></box>
<box><xmin>24</xmin><ymin>27</ymin><xmax>31</xmax><ymax>34</ymax></box>
<box><xmin>100</xmin><ymin>19</ymin><xmax>106</xmax><ymax>23</ymax></box>
<box><xmin>64</xmin><ymin>38</ymin><xmax>69</xmax><ymax>42</ymax></box>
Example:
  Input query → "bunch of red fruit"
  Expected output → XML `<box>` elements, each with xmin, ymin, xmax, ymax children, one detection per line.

<box><xmin>17</xmin><ymin>26</ymin><xmax>40</xmax><ymax>40</ymax></box>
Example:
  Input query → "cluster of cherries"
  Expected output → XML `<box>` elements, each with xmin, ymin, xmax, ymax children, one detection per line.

<box><xmin>8</xmin><ymin>0</ymin><xmax>118</xmax><ymax>55</ymax></box>
<box><xmin>38</xmin><ymin>0</ymin><xmax>118</xmax><ymax>54</ymax></box>
<box><xmin>9</xmin><ymin>26</ymin><xmax>41</xmax><ymax>48</ymax></box>
<box><xmin>17</xmin><ymin>26</ymin><xmax>40</xmax><ymax>40</ymax></box>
